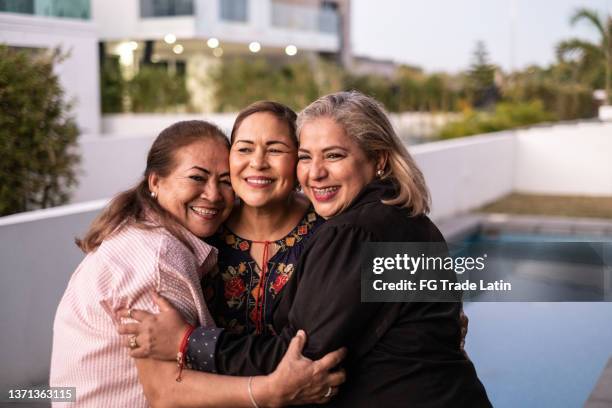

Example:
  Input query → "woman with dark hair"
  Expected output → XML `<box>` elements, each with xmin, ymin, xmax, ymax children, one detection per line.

<box><xmin>49</xmin><ymin>120</ymin><xmax>344</xmax><ymax>407</ymax></box>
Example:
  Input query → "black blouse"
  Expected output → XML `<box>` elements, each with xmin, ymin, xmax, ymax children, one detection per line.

<box><xmin>190</xmin><ymin>180</ymin><xmax>491</xmax><ymax>407</ymax></box>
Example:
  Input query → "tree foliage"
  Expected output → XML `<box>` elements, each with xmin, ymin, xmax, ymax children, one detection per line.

<box><xmin>556</xmin><ymin>8</ymin><xmax>612</xmax><ymax>103</ymax></box>
<box><xmin>128</xmin><ymin>65</ymin><xmax>189</xmax><ymax>112</ymax></box>
<box><xmin>0</xmin><ymin>45</ymin><xmax>80</xmax><ymax>216</ymax></box>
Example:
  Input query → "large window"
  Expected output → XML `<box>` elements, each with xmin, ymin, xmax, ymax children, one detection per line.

<box><xmin>0</xmin><ymin>0</ymin><xmax>90</xmax><ymax>19</ymax></box>
<box><xmin>140</xmin><ymin>0</ymin><xmax>194</xmax><ymax>17</ymax></box>
<box><xmin>220</xmin><ymin>0</ymin><xmax>247</xmax><ymax>22</ymax></box>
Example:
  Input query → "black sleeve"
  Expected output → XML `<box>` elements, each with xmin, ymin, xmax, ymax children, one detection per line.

<box><xmin>208</xmin><ymin>225</ymin><xmax>384</xmax><ymax>375</ymax></box>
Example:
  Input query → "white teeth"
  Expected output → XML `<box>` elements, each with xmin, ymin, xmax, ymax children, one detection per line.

<box><xmin>246</xmin><ymin>178</ymin><xmax>273</xmax><ymax>185</ymax></box>
<box><xmin>313</xmin><ymin>187</ymin><xmax>339</xmax><ymax>194</ymax></box>
<box><xmin>191</xmin><ymin>207</ymin><xmax>218</xmax><ymax>216</ymax></box>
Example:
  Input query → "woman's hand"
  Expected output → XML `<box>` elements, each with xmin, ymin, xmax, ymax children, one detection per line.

<box><xmin>116</xmin><ymin>293</ymin><xmax>189</xmax><ymax>360</ymax></box>
<box><xmin>252</xmin><ymin>330</ymin><xmax>347</xmax><ymax>407</ymax></box>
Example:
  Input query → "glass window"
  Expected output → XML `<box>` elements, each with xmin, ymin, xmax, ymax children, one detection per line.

<box><xmin>0</xmin><ymin>0</ymin><xmax>90</xmax><ymax>19</ymax></box>
<box><xmin>0</xmin><ymin>0</ymin><xmax>35</xmax><ymax>14</ymax></box>
<box><xmin>140</xmin><ymin>0</ymin><xmax>194</xmax><ymax>18</ymax></box>
<box><xmin>220</xmin><ymin>0</ymin><xmax>247</xmax><ymax>22</ymax></box>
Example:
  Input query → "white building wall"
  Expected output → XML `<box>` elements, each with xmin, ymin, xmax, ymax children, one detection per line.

<box><xmin>0</xmin><ymin>13</ymin><xmax>101</xmax><ymax>134</ymax></box>
<box><xmin>514</xmin><ymin>122</ymin><xmax>612</xmax><ymax>196</ymax></box>
<box><xmin>92</xmin><ymin>0</ymin><xmax>339</xmax><ymax>52</ymax></box>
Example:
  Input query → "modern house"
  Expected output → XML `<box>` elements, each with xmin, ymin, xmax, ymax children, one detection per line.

<box><xmin>0</xmin><ymin>0</ymin><xmax>101</xmax><ymax>133</ymax></box>
<box><xmin>92</xmin><ymin>0</ymin><xmax>351</xmax><ymax>111</ymax></box>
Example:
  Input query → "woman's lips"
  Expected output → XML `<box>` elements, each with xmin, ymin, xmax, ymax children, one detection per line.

<box><xmin>311</xmin><ymin>186</ymin><xmax>340</xmax><ymax>202</ymax></box>
<box><xmin>190</xmin><ymin>206</ymin><xmax>220</xmax><ymax>220</ymax></box>
<box><xmin>244</xmin><ymin>177</ymin><xmax>274</xmax><ymax>189</ymax></box>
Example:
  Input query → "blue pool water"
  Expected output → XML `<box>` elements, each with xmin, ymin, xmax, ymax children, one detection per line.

<box><xmin>462</xmin><ymin>233</ymin><xmax>612</xmax><ymax>407</ymax></box>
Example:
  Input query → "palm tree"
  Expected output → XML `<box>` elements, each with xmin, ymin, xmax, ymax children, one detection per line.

<box><xmin>556</xmin><ymin>8</ymin><xmax>612</xmax><ymax>104</ymax></box>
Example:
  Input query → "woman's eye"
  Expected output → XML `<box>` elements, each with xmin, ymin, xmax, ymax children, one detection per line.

<box><xmin>297</xmin><ymin>155</ymin><xmax>311</xmax><ymax>161</ymax></box>
<box><xmin>237</xmin><ymin>148</ymin><xmax>252</xmax><ymax>153</ymax></box>
<box><xmin>268</xmin><ymin>148</ymin><xmax>284</xmax><ymax>154</ymax></box>
<box><xmin>189</xmin><ymin>175</ymin><xmax>205</xmax><ymax>182</ymax></box>
<box><xmin>326</xmin><ymin>153</ymin><xmax>344</xmax><ymax>160</ymax></box>
<box><xmin>221</xmin><ymin>180</ymin><xmax>232</xmax><ymax>186</ymax></box>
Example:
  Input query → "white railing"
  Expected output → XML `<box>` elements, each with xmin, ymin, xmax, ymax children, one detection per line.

<box><xmin>271</xmin><ymin>2</ymin><xmax>338</xmax><ymax>34</ymax></box>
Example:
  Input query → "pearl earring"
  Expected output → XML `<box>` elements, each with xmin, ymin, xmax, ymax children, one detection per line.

<box><xmin>376</xmin><ymin>169</ymin><xmax>384</xmax><ymax>177</ymax></box>
<box><xmin>150</xmin><ymin>191</ymin><xmax>157</xmax><ymax>199</ymax></box>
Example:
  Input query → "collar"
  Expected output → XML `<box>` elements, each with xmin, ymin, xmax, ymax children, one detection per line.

<box><xmin>341</xmin><ymin>179</ymin><xmax>398</xmax><ymax>213</ymax></box>
<box><xmin>143</xmin><ymin>208</ymin><xmax>218</xmax><ymax>268</ymax></box>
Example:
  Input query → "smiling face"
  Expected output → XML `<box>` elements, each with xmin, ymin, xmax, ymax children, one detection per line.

<box><xmin>149</xmin><ymin>138</ymin><xmax>234</xmax><ymax>238</ymax></box>
<box><xmin>230</xmin><ymin>112</ymin><xmax>298</xmax><ymax>208</ymax></box>
<box><xmin>297</xmin><ymin>117</ymin><xmax>377</xmax><ymax>218</ymax></box>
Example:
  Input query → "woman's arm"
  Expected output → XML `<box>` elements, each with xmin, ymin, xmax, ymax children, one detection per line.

<box><xmin>134</xmin><ymin>330</ymin><xmax>346</xmax><ymax>408</ymax></box>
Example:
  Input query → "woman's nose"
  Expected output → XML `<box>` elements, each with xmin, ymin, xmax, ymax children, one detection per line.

<box><xmin>202</xmin><ymin>181</ymin><xmax>222</xmax><ymax>203</ymax></box>
<box><xmin>309</xmin><ymin>158</ymin><xmax>327</xmax><ymax>180</ymax></box>
<box><xmin>249</xmin><ymin>150</ymin><xmax>268</xmax><ymax>170</ymax></box>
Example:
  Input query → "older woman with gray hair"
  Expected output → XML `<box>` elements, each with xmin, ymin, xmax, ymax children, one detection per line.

<box><xmin>119</xmin><ymin>92</ymin><xmax>491</xmax><ymax>407</ymax></box>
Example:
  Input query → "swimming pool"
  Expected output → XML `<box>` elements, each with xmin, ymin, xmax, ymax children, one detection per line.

<box><xmin>461</xmin><ymin>232</ymin><xmax>612</xmax><ymax>407</ymax></box>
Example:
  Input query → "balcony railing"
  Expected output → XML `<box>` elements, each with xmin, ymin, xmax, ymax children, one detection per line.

<box><xmin>271</xmin><ymin>2</ymin><xmax>339</xmax><ymax>34</ymax></box>
<box><xmin>0</xmin><ymin>0</ymin><xmax>90</xmax><ymax>19</ymax></box>
<box><xmin>140</xmin><ymin>0</ymin><xmax>194</xmax><ymax>18</ymax></box>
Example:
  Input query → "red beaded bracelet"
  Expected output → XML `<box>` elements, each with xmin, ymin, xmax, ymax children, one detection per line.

<box><xmin>176</xmin><ymin>325</ymin><xmax>196</xmax><ymax>382</ymax></box>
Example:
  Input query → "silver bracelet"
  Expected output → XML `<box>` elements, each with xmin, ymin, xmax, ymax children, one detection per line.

<box><xmin>248</xmin><ymin>376</ymin><xmax>260</xmax><ymax>408</ymax></box>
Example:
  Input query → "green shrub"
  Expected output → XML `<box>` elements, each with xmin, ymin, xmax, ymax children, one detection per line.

<box><xmin>438</xmin><ymin>101</ymin><xmax>554</xmax><ymax>139</ymax></box>
<box><xmin>0</xmin><ymin>46</ymin><xmax>80</xmax><ymax>216</ymax></box>
<box><xmin>100</xmin><ymin>56</ymin><xmax>124</xmax><ymax>113</ymax></box>
<box><xmin>127</xmin><ymin>66</ymin><xmax>189</xmax><ymax>112</ymax></box>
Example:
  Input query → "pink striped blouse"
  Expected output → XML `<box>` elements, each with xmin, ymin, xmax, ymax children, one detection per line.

<box><xmin>50</xmin><ymin>223</ymin><xmax>217</xmax><ymax>407</ymax></box>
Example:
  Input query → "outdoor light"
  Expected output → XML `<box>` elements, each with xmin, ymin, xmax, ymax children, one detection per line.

<box><xmin>164</xmin><ymin>34</ymin><xmax>177</xmax><ymax>44</ymax></box>
<box><xmin>207</xmin><ymin>38</ymin><xmax>220</xmax><ymax>48</ymax></box>
<box><xmin>285</xmin><ymin>45</ymin><xmax>297</xmax><ymax>56</ymax></box>
<box><xmin>116</xmin><ymin>42</ymin><xmax>135</xmax><ymax>66</ymax></box>
<box><xmin>213</xmin><ymin>47</ymin><xmax>224</xmax><ymax>57</ymax></box>
<box><xmin>128</xmin><ymin>41</ymin><xmax>138</xmax><ymax>50</ymax></box>
<box><xmin>249</xmin><ymin>42</ymin><xmax>261</xmax><ymax>53</ymax></box>
<box><xmin>173</xmin><ymin>44</ymin><xmax>184</xmax><ymax>54</ymax></box>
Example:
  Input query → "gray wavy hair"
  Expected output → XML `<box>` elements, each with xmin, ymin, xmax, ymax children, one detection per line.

<box><xmin>296</xmin><ymin>91</ymin><xmax>430</xmax><ymax>215</ymax></box>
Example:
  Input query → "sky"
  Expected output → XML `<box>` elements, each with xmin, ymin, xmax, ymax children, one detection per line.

<box><xmin>351</xmin><ymin>0</ymin><xmax>612</xmax><ymax>73</ymax></box>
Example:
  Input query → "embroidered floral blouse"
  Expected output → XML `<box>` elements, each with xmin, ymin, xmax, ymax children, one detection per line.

<box><xmin>204</xmin><ymin>208</ymin><xmax>324</xmax><ymax>335</ymax></box>
<box><xmin>185</xmin><ymin>208</ymin><xmax>324</xmax><ymax>371</ymax></box>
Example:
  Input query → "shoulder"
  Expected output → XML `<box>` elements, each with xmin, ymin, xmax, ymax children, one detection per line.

<box><xmin>321</xmin><ymin>200</ymin><xmax>444</xmax><ymax>243</ymax></box>
<box><xmin>96</xmin><ymin>224</ymin><xmax>166</xmax><ymax>266</ymax></box>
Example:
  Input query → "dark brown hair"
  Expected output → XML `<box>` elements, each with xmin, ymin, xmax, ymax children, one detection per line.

<box><xmin>76</xmin><ymin>121</ymin><xmax>229</xmax><ymax>253</ymax></box>
<box><xmin>230</xmin><ymin>101</ymin><xmax>297</xmax><ymax>146</ymax></box>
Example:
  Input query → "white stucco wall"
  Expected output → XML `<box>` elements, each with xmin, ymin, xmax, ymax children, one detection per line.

<box><xmin>0</xmin><ymin>13</ymin><xmax>101</xmax><ymax>134</ymax></box>
<box><xmin>514</xmin><ymin>122</ymin><xmax>612</xmax><ymax>196</ymax></box>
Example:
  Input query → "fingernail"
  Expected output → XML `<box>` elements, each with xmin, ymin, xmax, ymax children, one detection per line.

<box><xmin>297</xmin><ymin>329</ymin><xmax>305</xmax><ymax>337</ymax></box>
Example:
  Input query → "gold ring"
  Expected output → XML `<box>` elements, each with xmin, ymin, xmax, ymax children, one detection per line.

<box><xmin>324</xmin><ymin>386</ymin><xmax>332</xmax><ymax>398</ymax></box>
<box><xmin>129</xmin><ymin>335</ymin><xmax>138</xmax><ymax>349</ymax></box>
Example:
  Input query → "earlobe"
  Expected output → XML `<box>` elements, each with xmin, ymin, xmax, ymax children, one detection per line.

<box><xmin>376</xmin><ymin>152</ymin><xmax>389</xmax><ymax>173</ymax></box>
<box><xmin>148</xmin><ymin>173</ymin><xmax>159</xmax><ymax>196</ymax></box>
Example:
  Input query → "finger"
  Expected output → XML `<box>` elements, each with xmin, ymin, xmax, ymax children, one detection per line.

<box><xmin>153</xmin><ymin>292</ymin><xmax>175</xmax><ymax>313</ymax></box>
<box><xmin>116</xmin><ymin>323</ymin><xmax>141</xmax><ymax>335</ymax></box>
<box><xmin>129</xmin><ymin>348</ymin><xmax>150</xmax><ymax>359</ymax></box>
<box><xmin>315</xmin><ymin>347</ymin><xmax>347</xmax><ymax>370</ymax></box>
<box><xmin>286</xmin><ymin>330</ymin><xmax>307</xmax><ymax>358</ymax></box>
<box><xmin>116</xmin><ymin>308</ymin><xmax>151</xmax><ymax>322</ymax></box>
<box><xmin>326</xmin><ymin>370</ymin><xmax>347</xmax><ymax>387</ymax></box>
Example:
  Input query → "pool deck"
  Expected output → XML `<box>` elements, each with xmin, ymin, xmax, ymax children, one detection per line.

<box><xmin>585</xmin><ymin>357</ymin><xmax>612</xmax><ymax>407</ymax></box>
